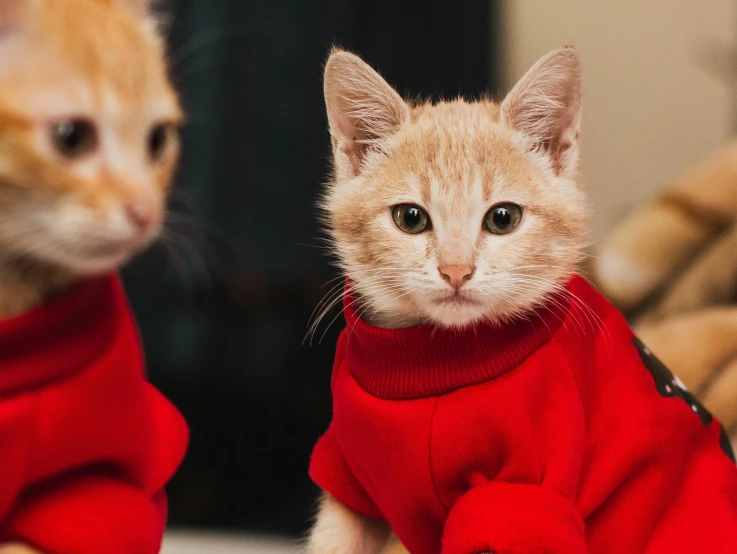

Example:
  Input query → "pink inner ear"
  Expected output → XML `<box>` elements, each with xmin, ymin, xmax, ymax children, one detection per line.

<box><xmin>335</xmin><ymin>114</ymin><xmax>358</xmax><ymax>143</ymax></box>
<box><xmin>508</xmin><ymin>86</ymin><xmax>580</xmax><ymax>176</ymax></box>
<box><xmin>335</xmin><ymin>116</ymin><xmax>368</xmax><ymax>174</ymax></box>
<box><xmin>324</xmin><ymin>51</ymin><xmax>410</xmax><ymax>176</ymax></box>
<box><xmin>500</xmin><ymin>48</ymin><xmax>582</xmax><ymax>177</ymax></box>
<box><xmin>331</xmin><ymin>100</ymin><xmax>378</xmax><ymax>173</ymax></box>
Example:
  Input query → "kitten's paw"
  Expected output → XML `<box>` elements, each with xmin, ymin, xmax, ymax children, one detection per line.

<box><xmin>0</xmin><ymin>545</ymin><xmax>45</xmax><ymax>554</ymax></box>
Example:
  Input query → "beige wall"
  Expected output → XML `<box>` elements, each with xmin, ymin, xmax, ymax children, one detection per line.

<box><xmin>502</xmin><ymin>1</ymin><xmax>736</xmax><ymax>241</ymax></box>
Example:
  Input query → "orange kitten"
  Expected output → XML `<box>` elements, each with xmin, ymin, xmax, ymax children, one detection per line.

<box><xmin>309</xmin><ymin>47</ymin><xmax>584</xmax><ymax>552</ymax></box>
<box><xmin>319</xmin><ymin>47</ymin><xmax>586</xmax><ymax>332</ymax></box>
<box><xmin>0</xmin><ymin>0</ymin><xmax>181</xmax><ymax>318</ymax></box>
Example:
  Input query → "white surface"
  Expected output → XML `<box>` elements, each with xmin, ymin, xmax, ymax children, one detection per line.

<box><xmin>161</xmin><ymin>530</ymin><xmax>302</xmax><ymax>554</ymax></box>
<box><xmin>502</xmin><ymin>1</ymin><xmax>736</xmax><ymax>241</ymax></box>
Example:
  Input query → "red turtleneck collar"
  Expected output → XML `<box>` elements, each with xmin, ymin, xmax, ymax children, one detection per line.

<box><xmin>341</xmin><ymin>282</ymin><xmax>571</xmax><ymax>400</ymax></box>
<box><xmin>0</xmin><ymin>275</ymin><xmax>126</xmax><ymax>396</ymax></box>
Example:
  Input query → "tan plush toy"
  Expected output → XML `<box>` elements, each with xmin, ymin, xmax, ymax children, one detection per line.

<box><xmin>592</xmin><ymin>141</ymin><xmax>737</xmax><ymax>445</ymax></box>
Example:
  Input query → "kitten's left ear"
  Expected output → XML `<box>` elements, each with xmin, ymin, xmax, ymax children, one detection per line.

<box><xmin>501</xmin><ymin>46</ymin><xmax>582</xmax><ymax>177</ymax></box>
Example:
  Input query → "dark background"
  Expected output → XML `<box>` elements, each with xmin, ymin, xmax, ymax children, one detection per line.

<box><xmin>122</xmin><ymin>0</ymin><xmax>500</xmax><ymax>537</ymax></box>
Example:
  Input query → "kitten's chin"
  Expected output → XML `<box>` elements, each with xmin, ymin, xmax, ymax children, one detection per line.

<box><xmin>37</xmin><ymin>238</ymin><xmax>154</xmax><ymax>277</ymax></box>
<box><xmin>56</xmin><ymin>252</ymin><xmax>135</xmax><ymax>276</ymax></box>
<box><xmin>368</xmin><ymin>292</ymin><xmax>492</xmax><ymax>329</ymax></box>
<box><xmin>423</xmin><ymin>297</ymin><xmax>489</xmax><ymax>329</ymax></box>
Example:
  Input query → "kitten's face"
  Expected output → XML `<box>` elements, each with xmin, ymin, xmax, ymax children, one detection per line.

<box><xmin>0</xmin><ymin>0</ymin><xmax>181</xmax><ymax>275</ymax></box>
<box><xmin>323</xmin><ymin>49</ymin><xmax>586</xmax><ymax>328</ymax></box>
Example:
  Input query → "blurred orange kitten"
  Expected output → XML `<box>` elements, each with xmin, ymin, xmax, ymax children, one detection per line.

<box><xmin>0</xmin><ymin>0</ymin><xmax>181</xmax><ymax>318</ymax></box>
<box><xmin>0</xmin><ymin>1</ymin><xmax>180</xmax><ymax>552</ymax></box>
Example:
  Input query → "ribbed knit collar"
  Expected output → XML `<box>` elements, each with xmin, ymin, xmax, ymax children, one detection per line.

<box><xmin>0</xmin><ymin>274</ymin><xmax>130</xmax><ymax>396</ymax></box>
<box><xmin>342</xmin><ymin>279</ymin><xmax>574</xmax><ymax>400</ymax></box>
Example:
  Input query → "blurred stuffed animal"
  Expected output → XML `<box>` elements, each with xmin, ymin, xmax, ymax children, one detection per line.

<box><xmin>591</xmin><ymin>141</ymin><xmax>737</xmax><ymax>446</ymax></box>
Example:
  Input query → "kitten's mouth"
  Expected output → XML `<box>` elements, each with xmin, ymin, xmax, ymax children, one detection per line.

<box><xmin>59</xmin><ymin>235</ymin><xmax>154</xmax><ymax>272</ymax></box>
<box><xmin>86</xmin><ymin>238</ymin><xmax>140</xmax><ymax>257</ymax></box>
<box><xmin>434</xmin><ymin>293</ymin><xmax>480</xmax><ymax>306</ymax></box>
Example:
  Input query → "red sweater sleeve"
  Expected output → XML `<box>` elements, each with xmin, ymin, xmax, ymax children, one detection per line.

<box><xmin>310</xmin><ymin>333</ymin><xmax>383</xmax><ymax>520</ymax></box>
<box><xmin>1</xmin><ymin>385</ymin><xmax>188</xmax><ymax>554</ymax></box>
<box><xmin>310</xmin><ymin>423</ymin><xmax>383</xmax><ymax>520</ymax></box>
<box><xmin>4</xmin><ymin>474</ymin><xmax>167</xmax><ymax>554</ymax></box>
<box><xmin>442</xmin><ymin>483</ymin><xmax>587</xmax><ymax>554</ymax></box>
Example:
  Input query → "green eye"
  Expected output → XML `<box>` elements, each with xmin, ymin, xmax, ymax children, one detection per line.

<box><xmin>392</xmin><ymin>204</ymin><xmax>431</xmax><ymax>234</ymax></box>
<box><xmin>484</xmin><ymin>203</ymin><xmax>523</xmax><ymax>235</ymax></box>
<box><xmin>51</xmin><ymin>118</ymin><xmax>98</xmax><ymax>159</ymax></box>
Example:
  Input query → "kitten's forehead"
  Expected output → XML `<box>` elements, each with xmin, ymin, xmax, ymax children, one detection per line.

<box><xmin>0</xmin><ymin>0</ymin><xmax>178</xmax><ymax>119</ymax></box>
<box><xmin>387</xmin><ymin>100</ymin><xmax>527</xmax><ymax>206</ymax></box>
<box><xmin>46</xmin><ymin>1</ymin><xmax>174</xmax><ymax>106</ymax></box>
<box><xmin>411</xmin><ymin>100</ymin><xmax>501</xmax><ymax>126</ymax></box>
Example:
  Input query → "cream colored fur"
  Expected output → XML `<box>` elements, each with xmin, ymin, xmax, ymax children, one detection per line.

<box><xmin>0</xmin><ymin>545</ymin><xmax>45</xmax><ymax>554</ymax></box>
<box><xmin>307</xmin><ymin>494</ymin><xmax>391</xmax><ymax>554</ymax></box>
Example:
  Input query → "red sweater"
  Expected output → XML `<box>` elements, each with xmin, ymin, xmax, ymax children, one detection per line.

<box><xmin>0</xmin><ymin>275</ymin><xmax>188</xmax><ymax>554</ymax></box>
<box><xmin>310</xmin><ymin>275</ymin><xmax>737</xmax><ymax>554</ymax></box>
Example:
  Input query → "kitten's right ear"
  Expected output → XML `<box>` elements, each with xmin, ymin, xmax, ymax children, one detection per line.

<box><xmin>324</xmin><ymin>50</ymin><xmax>409</xmax><ymax>177</ymax></box>
<box><xmin>501</xmin><ymin>47</ymin><xmax>582</xmax><ymax>178</ymax></box>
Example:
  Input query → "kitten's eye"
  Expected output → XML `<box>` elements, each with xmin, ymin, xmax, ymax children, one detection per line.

<box><xmin>148</xmin><ymin>123</ymin><xmax>177</xmax><ymax>162</ymax></box>
<box><xmin>484</xmin><ymin>203</ymin><xmax>523</xmax><ymax>235</ymax></box>
<box><xmin>392</xmin><ymin>204</ymin><xmax>431</xmax><ymax>234</ymax></box>
<box><xmin>50</xmin><ymin>119</ymin><xmax>98</xmax><ymax>159</ymax></box>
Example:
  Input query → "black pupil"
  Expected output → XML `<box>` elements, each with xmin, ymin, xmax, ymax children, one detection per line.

<box><xmin>149</xmin><ymin>126</ymin><xmax>167</xmax><ymax>158</ymax></box>
<box><xmin>56</xmin><ymin>120</ymin><xmax>93</xmax><ymax>156</ymax></box>
<box><xmin>404</xmin><ymin>208</ymin><xmax>422</xmax><ymax>228</ymax></box>
<box><xmin>493</xmin><ymin>208</ymin><xmax>512</xmax><ymax>228</ymax></box>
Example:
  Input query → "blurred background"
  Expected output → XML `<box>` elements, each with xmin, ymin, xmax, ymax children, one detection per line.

<box><xmin>121</xmin><ymin>0</ymin><xmax>737</xmax><ymax>551</ymax></box>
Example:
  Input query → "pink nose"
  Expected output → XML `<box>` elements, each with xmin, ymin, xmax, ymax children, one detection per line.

<box><xmin>439</xmin><ymin>264</ymin><xmax>474</xmax><ymax>290</ymax></box>
<box><xmin>125</xmin><ymin>201</ymin><xmax>158</xmax><ymax>232</ymax></box>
